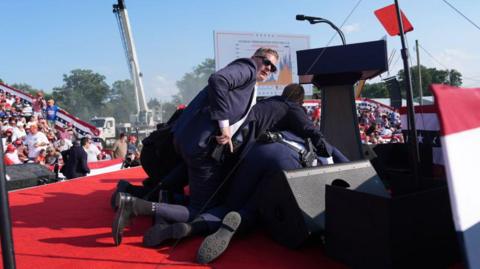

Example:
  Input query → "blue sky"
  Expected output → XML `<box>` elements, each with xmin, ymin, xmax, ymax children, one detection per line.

<box><xmin>1</xmin><ymin>0</ymin><xmax>479</xmax><ymax>101</ymax></box>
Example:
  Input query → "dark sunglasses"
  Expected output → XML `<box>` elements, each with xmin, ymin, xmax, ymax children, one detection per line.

<box><xmin>256</xmin><ymin>56</ymin><xmax>277</xmax><ymax>73</ymax></box>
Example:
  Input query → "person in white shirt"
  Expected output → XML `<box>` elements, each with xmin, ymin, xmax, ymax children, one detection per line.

<box><xmin>85</xmin><ymin>141</ymin><xmax>101</xmax><ymax>162</ymax></box>
<box><xmin>14</xmin><ymin>122</ymin><xmax>26</xmax><ymax>140</ymax></box>
<box><xmin>24</xmin><ymin>124</ymin><xmax>49</xmax><ymax>159</ymax></box>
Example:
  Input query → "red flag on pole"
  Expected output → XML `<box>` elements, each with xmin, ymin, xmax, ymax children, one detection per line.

<box><xmin>374</xmin><ymin>4</ymin><xmax>414</xmax><ymax>36</ymax></box>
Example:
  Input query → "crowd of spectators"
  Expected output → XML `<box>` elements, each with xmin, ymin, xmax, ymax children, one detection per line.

<box><xmin>0</xmin><ymin>91</ymin><xmax>128</xmax><ymax>175</ymax></box>
<box><xmin>305</xmin><ymin>100</ymin><xmax>405</xmax><ymax>145</ymax></box>
<box><xmin>358</xmin><ymin>107</ymin><xmax>404</xmax><ymax>144</ymax></box>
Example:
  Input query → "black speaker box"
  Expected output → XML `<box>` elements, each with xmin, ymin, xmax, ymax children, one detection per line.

<box><xmin>325</xmin><ymin>184</ymin><xmax>460</xmax><ymax>268</ymax></box>
<box><xmin>6</xmin><ymin>163</ymin><xmax>56</xmax><ymax>191</ymax></box>
<box><xmin>257</xmin><ymin>160</ymin><xmax>390</xmax><ymax>249</ymax></box>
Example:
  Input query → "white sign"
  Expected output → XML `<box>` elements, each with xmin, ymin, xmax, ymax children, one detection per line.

<box><xmin>214</xmin><ymin>31</ymin><xmax>311</xmax><ymax>97</ymax></box>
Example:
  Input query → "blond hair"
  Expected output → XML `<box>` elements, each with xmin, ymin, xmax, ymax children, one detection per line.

<box><xmin>253</xmin><ymin>47</ymin><xmax>279</xmax><ymax>60</ymax></box>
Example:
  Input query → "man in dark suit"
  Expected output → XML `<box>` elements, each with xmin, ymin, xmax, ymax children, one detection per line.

<box><xmin>171</xmin><ymin>47</ymin><xmax>280</xmax><ymax>218</ymax></box>
<box><xmin>62</xmin><ymin>137</ymin><xmax>90</xmax><ymax>179</ymax></box>
<box><xmin>112</xmin><ymin>48</ymin><xmax>279</xmax><ymax>245</ymax></box>
<box><xmin>112</xmin><ymin>47</ymin><xmax>279</xmax><ymax>246</ymax></box>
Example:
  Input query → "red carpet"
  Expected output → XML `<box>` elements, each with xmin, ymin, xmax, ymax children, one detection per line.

<box><xmin>5</xmin><ymin>167</ymin><xmax>346</xmax><ymax>269</ymax></box>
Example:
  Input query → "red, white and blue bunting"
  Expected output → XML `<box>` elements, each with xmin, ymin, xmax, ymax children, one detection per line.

<box><xmin>0</xmin><ymin>82</ymin><xmax>100</xmax><ymax>137</ymax></box>
<box><xmin>432</xmin><ymin>84</ymin><xmax>480</xmax><ymax>269</ymax></box>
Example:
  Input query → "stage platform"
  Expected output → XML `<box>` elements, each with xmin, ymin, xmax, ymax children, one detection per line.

<box><xmin>5</xmin><ymin>167</ymin><xmax>347</xmax><ymax>269</ymax></box>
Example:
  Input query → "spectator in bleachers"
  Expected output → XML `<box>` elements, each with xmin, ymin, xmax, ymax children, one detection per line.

<box><xmin>15</xmin><ymin>139</ymin><xmax>29</xmax><ymax>163</ymax></box>
<box><xmin>14</xmin><ymin>121</ymin><xmax>26</xmax><ymax>140</ymax></box>
<box><xmin>10</xmin><ymin>107</ymin><xmax>20</xmax><ymax>117</ymax></box>
<box><xmin>45</xmin><ymin>99</ymin><xmax>59</xmax><ymax>129</ymax></box>
<box><xmin>3</xmin><ymin>128</ymin><xmax>15</xmax><ymax>144</ymax></box>
<box><xmin>312</xmin><ymin>105</ymin><xmax>320</xmax><ymax>127</ymax></box>
<box><xmin>12</xmin><ymin>97</ymin><xmax>24</xmax><ymax>111</ymax></box>
<box><xmin>54</xmin><ymin>132</ymin><xmax>73</xmax><ymax>152</ymax></box>
<box><xmin>22</xmin><ymin>104</ymin><xmax>33</xmax><ymax>117</ymax></box>
<box><xmin>32</xmin><ymin>92</ymin><xmax>46</xmax><ymax>118</ymax></box>
<box><xmin>24</xmin><ymin>124</ymin><xmax>49</xmax><ymax>160</ymax></box>
<box><xmin>45</xmin><ymin>147</ymin><xmax>61</xmax><ymax>166</ymax></box>
<box><xmin>35</xmin><ymin>149</ymin><xmax>47</xmax><ymax>165</ymax></box>
<box><xmin>5</xmin><ymin>92</ymin><xmax>14</xmax><ymax>106</ymax></box>
<box><xmin>85</xmin><ymin>139</ymin><xmax>101</xmax><ymax>162</ymax></box>
<box><xmin>4</xmin><ymin>144</ymin><xmax>22</xmax><ymax>165</ymax></box>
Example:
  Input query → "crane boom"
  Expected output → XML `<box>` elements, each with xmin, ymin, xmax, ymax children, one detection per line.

<box><xmin>113</xmin><ymin>0</ymin><xmax>152</xmax><ymax>126</ymax></box>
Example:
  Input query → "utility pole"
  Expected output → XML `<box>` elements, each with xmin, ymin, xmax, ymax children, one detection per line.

<box><xmin>415</xmin><ymin>40</ymin><xmax>423</xmax><ymax>105</ymax></box>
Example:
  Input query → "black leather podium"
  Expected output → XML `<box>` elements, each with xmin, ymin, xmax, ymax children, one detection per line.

<box><xmin>297</xmin><ymin>40</ymin><xmax>388</xmax><ymax>160</ymax></box>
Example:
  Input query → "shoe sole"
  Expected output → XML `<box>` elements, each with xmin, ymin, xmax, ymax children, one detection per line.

<box><xmin>196</xmin><ymin>211</ymin><xmax>241</xmax><ymax>264</ymax></box>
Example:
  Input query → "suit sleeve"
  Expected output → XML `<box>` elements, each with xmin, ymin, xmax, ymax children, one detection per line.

<box><xmin>207</xmin><ymin>59</ymin><xmax>256</xmax><ymax>121</ymax></box>
<box><xmin>285</xmin><ymin>105</ymin><xmax>333</xmax><ymax>155</ymax></box>
<box><xmin>81</xmin><ymin>151</ymin><xmax>90</xmax><ymax>173</ymax></box>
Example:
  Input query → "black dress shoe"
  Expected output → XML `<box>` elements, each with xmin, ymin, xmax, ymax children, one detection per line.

<box><xmin>110</xmin><ymin>180</ymin><xmax>132</xmax><ymax>210</ymax></box>
<box><xmin>143</xmin><ymin>222</ymin><xmax>191</xmax><ymax>247</ymax></box>
<box><xmin>196</xmin><ymin>211</ymin><xmax>241</xmax><ymax>264</ymax></box>
<box><xmin>112</xmin><ymin>192</ymin><xmax>136</xmax><ymax>246</ymax></box>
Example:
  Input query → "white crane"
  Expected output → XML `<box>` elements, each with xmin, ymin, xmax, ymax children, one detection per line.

<box><xmin>113</xmin><ymin>0</ymin><xmax>153</xmax><ymax>127</ymax></box>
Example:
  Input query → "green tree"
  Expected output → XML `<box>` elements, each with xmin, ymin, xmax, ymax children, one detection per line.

<box><xmin>52</xmin><ymin>69</ymin><xmax>110</xmax><ymax>121</ymax></box>
<box><xmin>9</xmin><ymin>83</ymin><xmax>43</xmax><ymax>96</ymax></box>
<box><xmin>398</xmin><ymin>65</ymin><xmax>463</xmax><ymax>97</ymax></box>
<box><xmin>147</xmin><ymin>98</ymin><xmax>161</xmax><ymax>108</ymax></box>
<box><xmin>160</xmin><ymin>102</ymin><xmax>178</xmax><ymax>122</ymax></box>
<box><xmin>362</xmin><ymin>82</ymin><xmax>389</xmax><ymax>98</ymax></box>
<box><xmin>174</xmin><ymin>58</ymin><xmax>215</xmax><ymax>104</ymax></box>
<box><xmin>104</xmin><ymin>79</ymin><xmax>136</xmax><ymax>123</ymax></box>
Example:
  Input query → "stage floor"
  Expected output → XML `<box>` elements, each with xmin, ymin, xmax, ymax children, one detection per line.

<box><xmin>5</xmin><ymin>167</ymin><xmax>346</xmax><ymax>269</ymax></box>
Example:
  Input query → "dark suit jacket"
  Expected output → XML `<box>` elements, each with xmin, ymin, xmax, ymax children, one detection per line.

<box><xmin>246</xmin><ymin>96</ymin><xmax>333</xmax><ymax>155</ymax></box>
<box><xmin>62</xmin><ymin>145</ymin><xmax>90</xmax><ymax>179</ymax></box>
<box><xmin>172</xmin><ymin>58</ymin><xmax>258</xmax><ymax>157</ymax></box>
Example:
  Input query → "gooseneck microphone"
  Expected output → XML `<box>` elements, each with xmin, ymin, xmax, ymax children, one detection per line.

<box><xmin>296</xmin><ymin>14</ymin><xmax>347</xmax><ymax>45</ymax></box>
<box><xmin>296</xmin><ymin>14</ymin><xmax>323</xmax><ymax>23</ymax></box>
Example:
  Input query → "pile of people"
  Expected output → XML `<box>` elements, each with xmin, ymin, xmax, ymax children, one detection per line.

<box><xmin>109</xmin><ymin>47</ymin><xmax>350</xmax><ymax>264</ymax></box>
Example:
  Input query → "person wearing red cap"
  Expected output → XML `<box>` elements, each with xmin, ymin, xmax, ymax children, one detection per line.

<box><xmin>4</xmin><ymin>143</ymin><xmax>22</xmax><ymax>165</ymax></box>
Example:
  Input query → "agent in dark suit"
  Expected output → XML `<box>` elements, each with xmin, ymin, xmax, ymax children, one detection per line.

<box><xmin>171</xmin><ymin>47</ymin><xmax>279</xmax><ymax>217</ymax></box>
<box><xmin>112</xmin><ymin>48</ymin><xmax>279</xmax><ymax>246</ymax></box>
<box><xmin>62</xmin><ymin>137</ymin><xmax>90</xmax><ymax>179</ymax></box>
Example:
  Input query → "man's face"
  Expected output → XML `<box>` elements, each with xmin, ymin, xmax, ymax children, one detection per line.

<box><xmin>253</xmin><ymin>53</ymin><xmax>278</xmax><ymax>82</ymax></box>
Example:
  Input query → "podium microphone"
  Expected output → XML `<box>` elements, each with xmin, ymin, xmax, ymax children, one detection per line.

<box><xmin>296</xmin><ymin>14</ymin><xmax>323</xmax><ymax>23</ymax></box>
<box><xmin>295</xmin><ymin>14</ymin><xmax>347</xmax><ymax>45</ymax></box>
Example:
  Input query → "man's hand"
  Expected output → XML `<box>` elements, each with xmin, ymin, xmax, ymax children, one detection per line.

<box><xmin>216</xmin><ymin>126</ymin><xmax>233</xmax><ymax>153</ymax></box>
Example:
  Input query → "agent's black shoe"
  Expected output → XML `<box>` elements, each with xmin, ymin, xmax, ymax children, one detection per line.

<box><xmin>196</xmin><ymin>211</ymin><xmax>241</xmax><ymax>264</ymax></box>
<box><xmin>112</xmin><ymin>192</ymin><xmax>136</xmax><ymax>246</ymax></box>
<box><xmin>143</xmin><ymin>222</ymin><xmax>191</xmax><ymax>247</ymax></box>
<box><xmin>110</xmin><ymin>180</ymin><xmax>131</xmax><ymax>210</ymax></box>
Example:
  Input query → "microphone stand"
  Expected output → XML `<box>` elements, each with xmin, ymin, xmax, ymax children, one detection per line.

<box><xmin>394</xmin><ymin>0</ymin><xmax>421</xmax><ymax>190</ymax></box>
<box><xmin>0</xmin><ymin>142</ymin><xmax>16</xmax><ymax>269</ymax></box>
<box><xmin>297</xmin><ymin>15</ymin><xmax>347</xmax><ymax>45</ymax></box>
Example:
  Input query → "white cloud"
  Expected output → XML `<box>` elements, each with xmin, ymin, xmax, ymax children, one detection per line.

<box><xmin>401</xmin><ymin>47</ymin><xmax>480</xmax><ymax>87</ymax></box>
<box><xmin>435</xmin><ymin>48</ymin><xmax>480</xmax><ymax>87</ymax></box>
<box><xmin>144</xmin><ymin>74</ymin><xmax>179</xmax><ymax>102</ymax></box>
<box><xmin>341</xmin><ymin>23</ymin><xmax>360</xmax><ymax>34</ymax></box>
